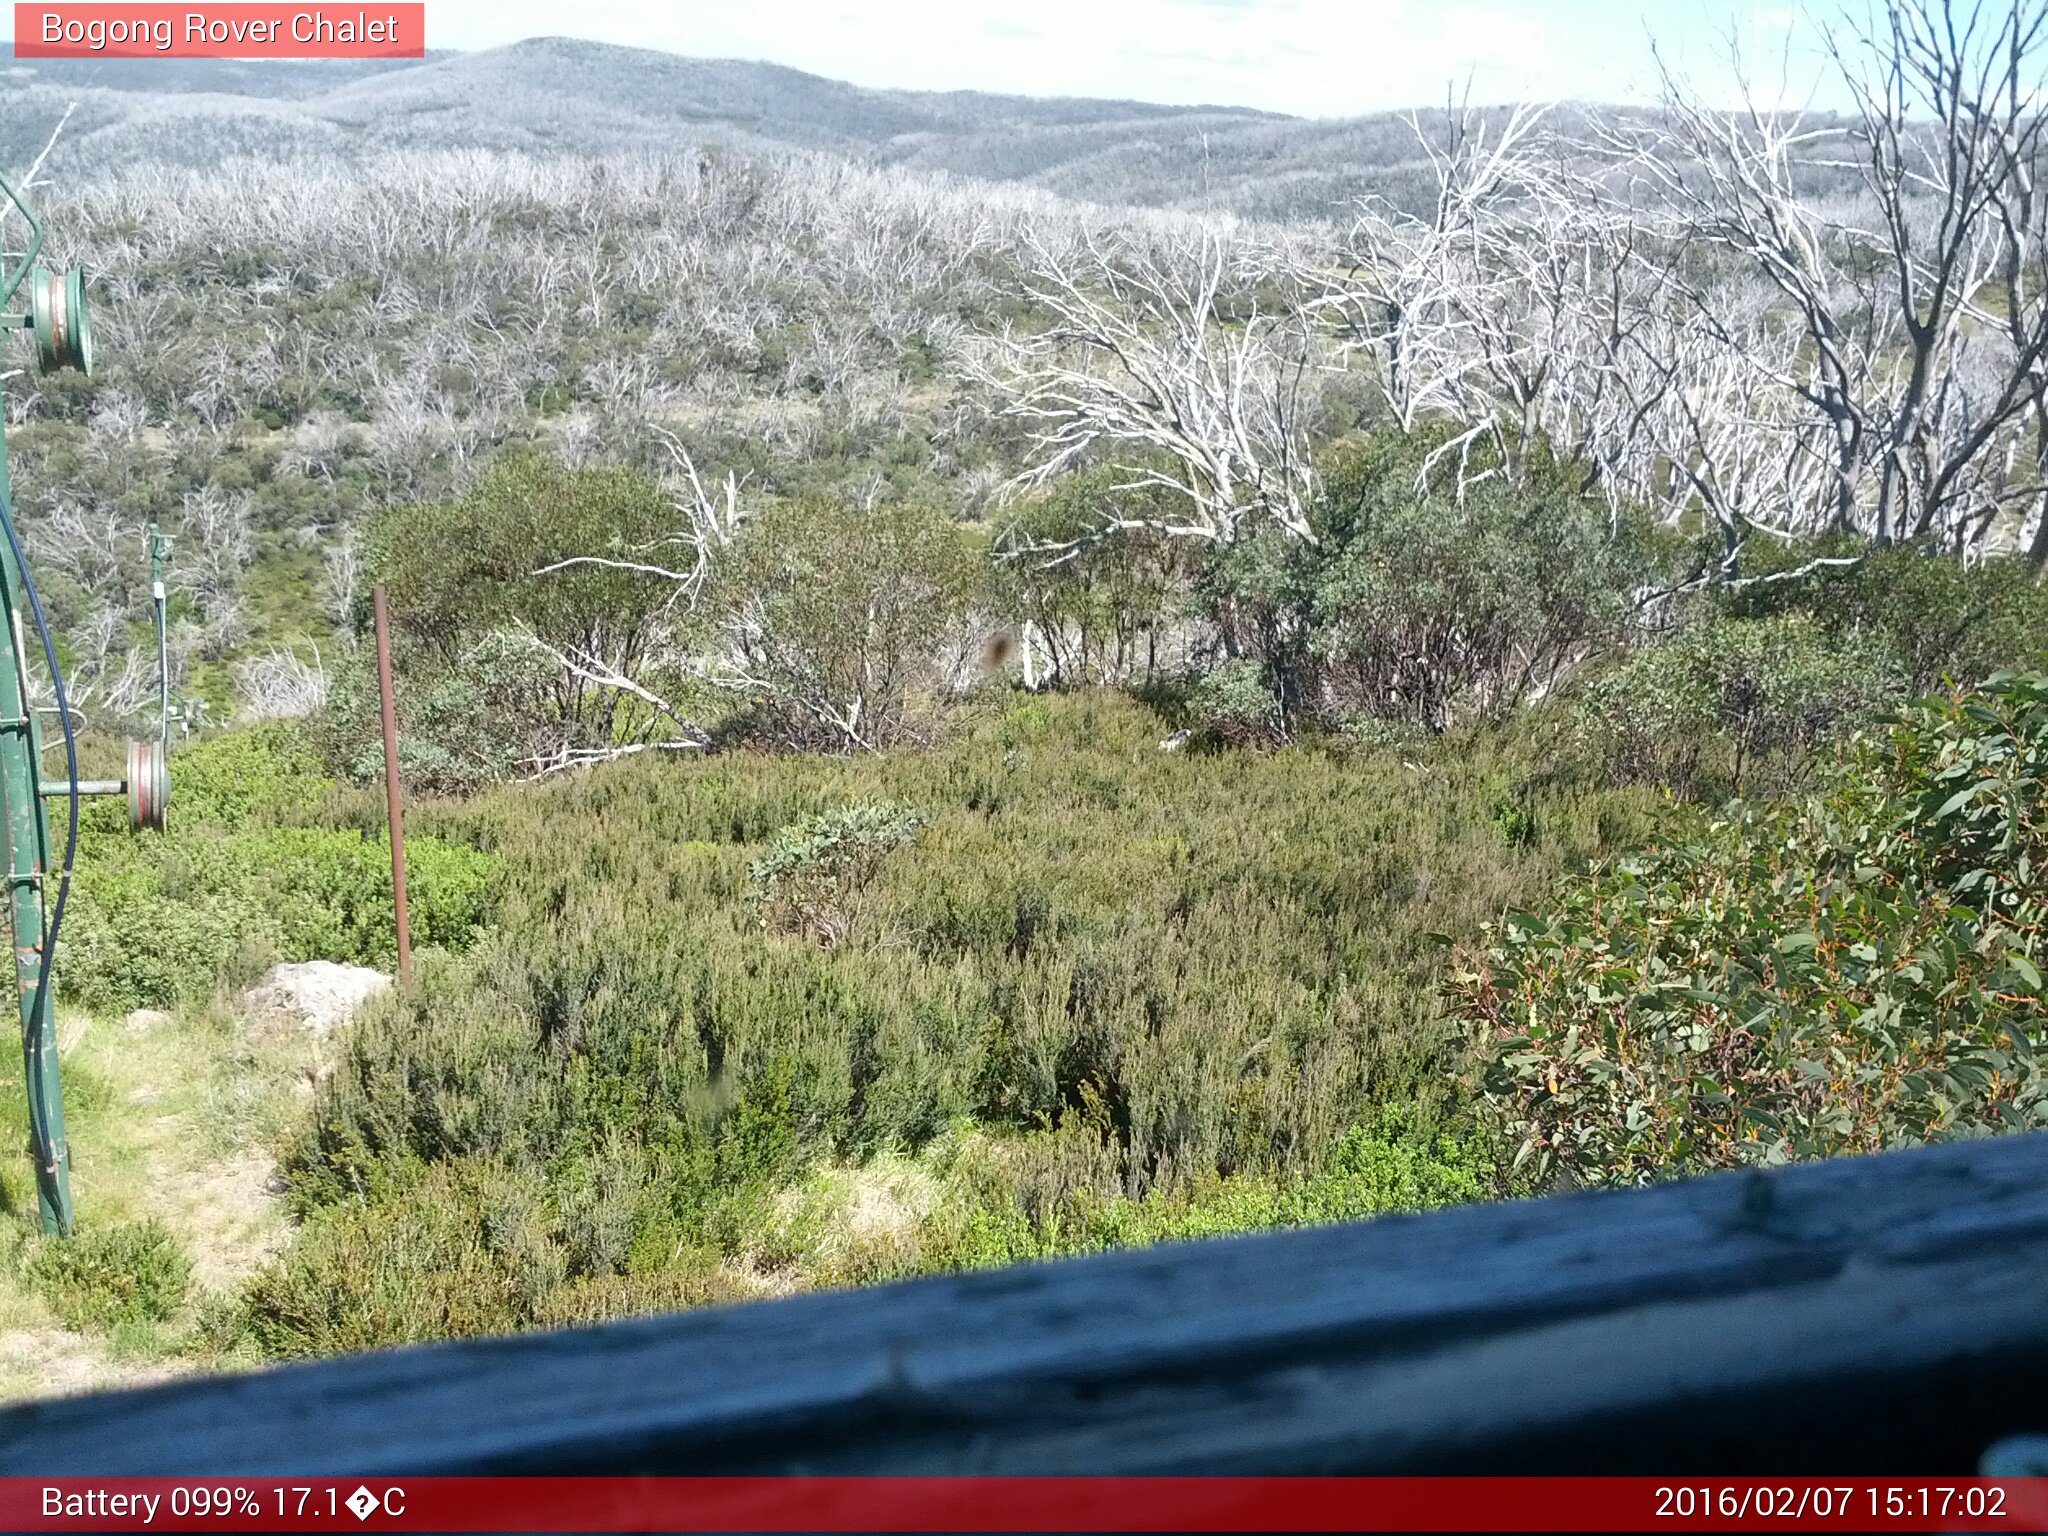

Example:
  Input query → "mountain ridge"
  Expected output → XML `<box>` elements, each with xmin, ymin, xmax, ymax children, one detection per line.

<box><xmin>0</xmin><ymin>36</ymin><xmax>1448</xmax><ymax>217</ymax></box>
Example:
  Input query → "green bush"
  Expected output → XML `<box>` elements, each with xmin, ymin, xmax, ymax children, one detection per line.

<box><xmin>310</xmin><ymin>633</ymin><xmax>562</xmax><ymax>794</ymax></box>
<box><xmin>25</xmin><ymin>1219</ymin><xmax>192</xmax><ymax>1331</ymax></box>
<box><xmin>1463</xmin><ymin>671</ymin><xmax>2048</xmax><ymax>1188</ymax></box>
<box><xmin>65</xmin><ymin>822</ymin><xmax>496</xmax><ymax>1013</ymax></box>
<box><xmin>325</xmin><ymin>450</ymin><xmax>694</xmax><ymax>789</ymax></box>
<box><xmin>712</xmin><ymin>497</ymin><xmax>985</xmax><ymax>751</ymax></box>
<box><xmin>1199</xmin><ymin>429</ymin><xmax>1673</xmax><ymax>734</ymax></box>
<box><xmin>258</xmin><ymin>690</ymin><xmax>1655</xmax><ymax>1351</ymax></box>
<box><xmin>238</xmin><ymin>1161</ymin><xmax>540</xmax><ymax>1358</ymax></box>
<box><xmin>161</xmin><ymin>723</ymin><xmax>334</xmax><ymax>831</ymax></box>
<box><xmin>1185</xmin><ymin>659</ymin><xmax>1287</xmax><ymax>747</ymax></box>
<box><xmin>530</xmin><ymin>1267</ymin><xmax>752</xmax><ymax>1331</ymax></box>
<box><xmin>361</xmin><ymin>448</ymin><xmax>678</xmax><ymax>665</ymax></box>
<box><xmin>1719</xmin><ymin>540</ymin><xmax>2048</xmax><ymax>694</ymax></box>
<box><xmin>994</xmin><ymin>468</ymin><xmax>1194</xmax><ymax>688</ymax></box>
<box><xmin>1574</xmin><ymin>615</ymin><xmax>1901</xmax><ymax>798</ymax></box>
<box><xmin>910</xmin><ymin>1106</ymin><xmax>1498</xmax><ymax>1274</ymax></box>
<box><xmin>749</xmin><ymin>801</ymin><xmax>923</xmax><ymax>946</ymax></box>
<box><xmin>62</xmin><ymin>723</ymin><xmax>499</xmax><ymax>1012</ymax></box>
<box><xmin>238</xmin><ymin>1151</ymin><xmax>758</xmax><ymax>1359</ymax></box>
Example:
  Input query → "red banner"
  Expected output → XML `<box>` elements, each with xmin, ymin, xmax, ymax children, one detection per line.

<box><xmin>3</xmin><ymin>1478</ymin><xmax>2047</xmax><ymax>1532</ymax></box>
<box><xmin>12</xmin><ymin>5</ymin><xmax>424</xmax><ymax>59</ymax></box>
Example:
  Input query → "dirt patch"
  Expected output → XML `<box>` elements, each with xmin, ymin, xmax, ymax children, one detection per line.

<box><xmin>164</xmin><ymin>1150</ymin><xmax>289</xmax><ymax>1293</ymax></box>
<box><xmin>0</xmin><ymin>1327</ymin><xmax>186</xmax><ymax>1400</ymax></box>
<box><xmin>0</xmin><ymin>1001</ymin><xmax>316</xmax><ymax>1403</ymax></box>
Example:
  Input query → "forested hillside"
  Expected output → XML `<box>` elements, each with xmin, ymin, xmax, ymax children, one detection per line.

<box><xmin>3</xmin><ymin>0</ymin><xmax>2048</xmax><ymax>1388</ymax></box>
<box><xmin>1</xmin><ymin>39</ymin><xmax>1446</xmax><ymax>217</ymax></box>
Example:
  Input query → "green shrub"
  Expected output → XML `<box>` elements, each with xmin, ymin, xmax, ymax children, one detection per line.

<box><xmin>361</xmin><ymin>448</ymin><xmax>678</xmax><ymax>664</ymax></box>
<box><xmin>993</xmin><ymin>468</ymin><xmax>1194</xmax><ymax>688</ymax></box>
<box><xmin>1200</xmin><ymin>429</ymin><xmax>1674</xmax><ymax>734</ymax></box>
<box><xmin>911</xmin><ymin>1106</ymin><xmax>1498</xmax><ymax>1273</ymax></box>
<box><xmin>64</xmin><ymin>824</ymin><xmax>497</xmax><ymax>1013</ymax></box>
<box><xmin>309</xmin><ymin>633</ymin><xmax>562</xmax><ymax>794</ymax></box>
<box><xmin>1185</xmin><ymin>659</ymin><xmax>1286</xmax><ymax>747</ymax></box>
<box><xmin>238</xmin><ymin>1162</ymin><xmax>539</xmax><ymax>1358</ymax></box>
<box><xmin>749</xmin><ymin>801</ymin><xmax>923</xmax><ymax>946</ymax></box>
<box><xmin>712</xmin><ymin>497</ymin><xmax>984</xmax><ymax>751</ymax></box>
<box><xmin>1463</xmin><ymin>671</ymin><xmax>2048</xmax><ymax>1188</ymax></box>
<box><xmin>1487</xmin><ymin>783</ymin><xmax>1536</xmax><ymax>850</ymax></box>
<box><xmin>25</xmin><ymin>1219</ymin><xmax>191</xmax><ymax>1331</ymax></box>
<box><xmin>1574</xmin><ymin>615</ymin><xmax>1901</xmax><ymax>798</ymax></box>
<box><xmin>61</xmin><ymin>722</ymin><xmax>499</xmax><ymax>1012</ymax></box>
<box><xmin>530</xmin><ymin>1267</ymin><xmax>752</xmax><ymax>1330</ymax></box>
<box><xmin>1719</xmin><ymin>540</ymin><xmax>2048</xmax><ymax>694</ymax></box>
<box><xmin>1306</xmin><ymin>1108</ymin><xmax>1496</xmax><ymax>1217</ymax></box>
<box><xmin>262</xmin><ymin>690</ymin><xmax>1654</xmax><ymax>1351</ymax></box>
<box><xmin>161</xmin><ymin>723</ymin><xmax>334</xmax><ymax>831</ymax></box>
<box><xmin>62</xmin><ymin>860</ymin><xmax>274</xmax><ymax>1014</ymax></box>
<box><xmin>240</xmin><ymin>1149</ymin><xmax>758</xmax><ymax>1359</ymax></box>
<box><xmin>329</xmin><ymin>450</ymin><xmax>695</xmax><ymax>789</ymax></box>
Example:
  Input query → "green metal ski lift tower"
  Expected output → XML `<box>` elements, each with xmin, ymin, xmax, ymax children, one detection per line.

<box><xmin>1</xmin><ymin>167</ymin><xmax>168</xmax><ymax>1236</ymax></box>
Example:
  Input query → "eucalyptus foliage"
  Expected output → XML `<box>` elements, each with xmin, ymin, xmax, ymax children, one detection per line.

<box><xmin>712</xmin><ymin>497</ymin><xmax>985</xmax><ymax>752</ymax></box>
<box><xmin>1465</xmin><ymin>673</ymin><xmax>2048</xmax><ymax>1187</ymax></box>
<box><xmin>1198</xmin><ymin>431</ymin><xmax>1672</xmax><ymax>736</ymax></box>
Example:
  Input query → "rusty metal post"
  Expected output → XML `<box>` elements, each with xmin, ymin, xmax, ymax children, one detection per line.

<box><xmin>372</xmin><ymin>585</ymin><xmax>413</xmax><ymax>992</ymax></box>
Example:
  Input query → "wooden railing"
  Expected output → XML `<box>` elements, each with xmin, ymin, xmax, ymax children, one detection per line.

<box><xmin>4</xmin><ymin>1132</ymin><xmax>2047</xmax><ymax>1475</ymax></box>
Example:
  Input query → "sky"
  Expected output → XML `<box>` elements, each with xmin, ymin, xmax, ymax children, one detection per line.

<box><xmin>417</xmin><ymin>0</ymin><xmax>1846</xmax><ymax>119</ymax></box>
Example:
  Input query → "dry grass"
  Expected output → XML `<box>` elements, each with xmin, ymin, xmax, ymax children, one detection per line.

<box><xmin>0</xmin><ymin>1001</ymin><xmax>316</xmax><ymax>1401</ymax></box>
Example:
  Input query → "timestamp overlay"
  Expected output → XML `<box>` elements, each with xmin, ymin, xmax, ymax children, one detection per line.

<box><xmin>3</xmin><ymin>1478</ymin><xmax>2048</xmax><ymax>1532</ymax></box>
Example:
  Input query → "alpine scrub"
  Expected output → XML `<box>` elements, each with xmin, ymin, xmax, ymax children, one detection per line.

<box><xmin>60</xmin><ymin>725</ymin><xmax>499</xmax><ymax>1012</ymax></box>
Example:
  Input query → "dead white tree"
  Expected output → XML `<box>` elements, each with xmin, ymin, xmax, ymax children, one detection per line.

<box><xmin>1793</xmin><ymin>0</ymin><xmax>2048</xmax><ymax>549</ymax></box>
<box><xmin>58</xmin><ymin>607</ymin><xmax>163</xmax><ymax>727</ymax></box>
<box><xmin>174</xmin><ymin>485</ymin><xmax>254</xmax><ymax>652</ymax></box>
<box><xmin>1617</xmin><ymin>1</ymin><xmax>2048</xmax><ymax>558</ymax></box>
<box><xmin>975</xmin><ymin>223</ymin><xmax>1327</xmax><ymax>550</ymax></box>
<box><xmin>322</xmin><ymin>526</ymin><xmax>361</xmax><ymax>625</ymax></box>
<box><xmin>1323</xmin><ymin>98</ymin><xmax>1693</xmax><ymax>513</ymax></box>
<box><xmin>0</xmin><ymin>103</ymin><xmax>74</xmax><ymax>391</ymax></box>
<box><xmin>510</xmin><ymin>430</ymin><xmax>747</xmax><ymax>776</ymax></box>
<box><xmin>1324</xmin><ymin>98</ymin><xmax>1554</xmax><ymax>450</ymax></box>
<box><xmin>232</xmin><ymin>643</ymin><xmax>329</xmax><ymax>721</ymax></box>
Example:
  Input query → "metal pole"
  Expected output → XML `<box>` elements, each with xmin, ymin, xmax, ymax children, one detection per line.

<box><xmin>149</xmin><ymin>525</ymin><xmax>169</xmax><ymax>749</ymax></box>
<box><xmin>0</xmin><ymin>401</ymin><xmax>70</xmax><ymax>1235</ymax></box>
<box><xmin>372</xmin><ymin>586</ymin><xmax>413</xmax><ymax>993</ymax></box>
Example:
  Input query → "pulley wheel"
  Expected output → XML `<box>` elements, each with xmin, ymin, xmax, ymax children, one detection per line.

<box><xmin>127</xmin><ymin>739</ymin><xmax>168</xmax><ymax>834</ymax></box>
<box><xmin>30</xmin><ymin>265</ymin><xmax>93</xmax><ymax>378</ymax></box>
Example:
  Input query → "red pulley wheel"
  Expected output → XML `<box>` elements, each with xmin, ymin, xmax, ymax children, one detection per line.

<box><xmin>127</xmin><ymin>739</ymin><xmax>168</xmax><ymax>833</ymax></box>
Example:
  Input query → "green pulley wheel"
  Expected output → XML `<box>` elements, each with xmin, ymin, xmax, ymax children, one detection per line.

<box><xmin>126</xmin><ymin>738</ymin><xmax>168</xmax><ymax>833</ymax></box>
<box><xmin>30</xmin><ymin>265</ymin><xmax>92</xmax><ymax>378</ymax></box>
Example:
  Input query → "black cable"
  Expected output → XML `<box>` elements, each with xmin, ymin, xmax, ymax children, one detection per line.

<box><xmin>0</xmin><ymin>493</ymin><xmax>77</xmax><ymax>1196</ymax></box>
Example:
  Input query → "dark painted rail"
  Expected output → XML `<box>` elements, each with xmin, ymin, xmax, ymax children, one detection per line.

<box><xmin>4</xmin><ymin>1133</ymin><xmax>2047</xmax><ymax>1475</ymax></box>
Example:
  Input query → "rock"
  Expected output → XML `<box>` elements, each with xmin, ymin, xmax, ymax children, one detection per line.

<box><xmin>123</xmin><ymin>1008</ymin><xmax>173</xmax><ymax>1036</ymax></box>
<box><xmin>242</xmin><ymin>961</ymin><xmax>392</xmax><ymax>1037</ymax></box>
